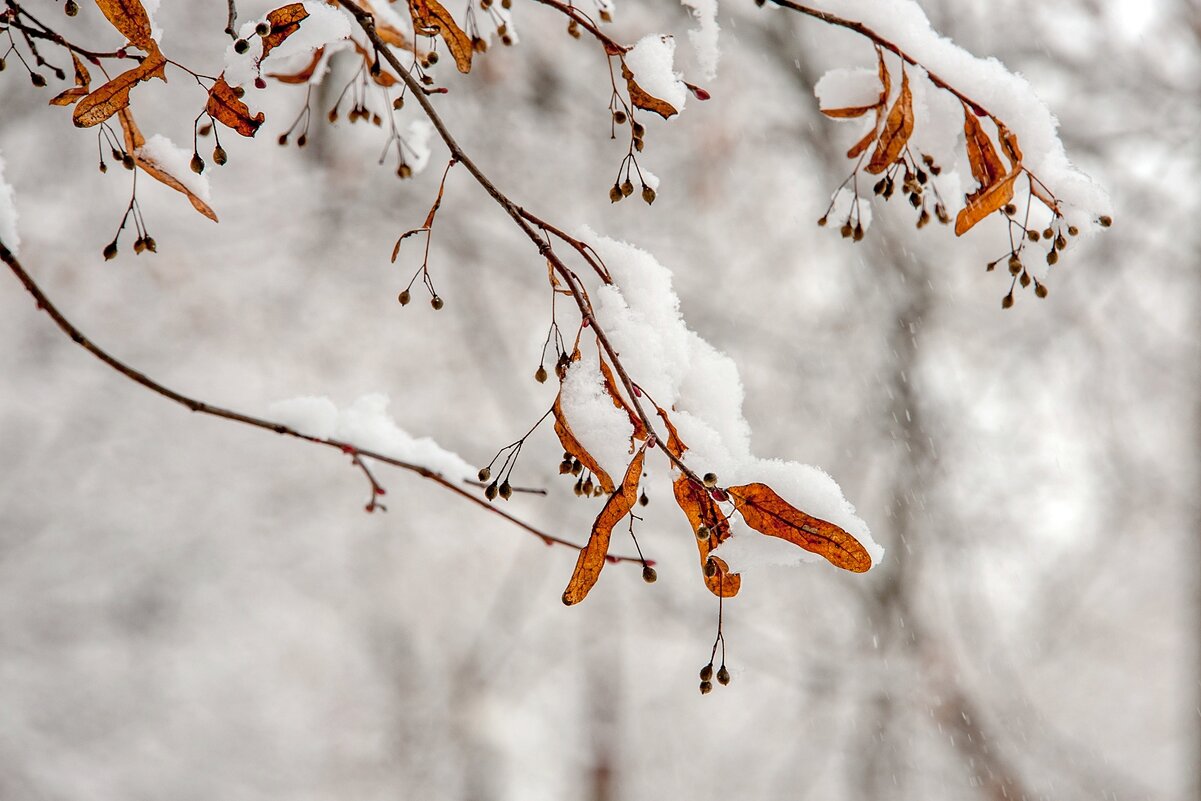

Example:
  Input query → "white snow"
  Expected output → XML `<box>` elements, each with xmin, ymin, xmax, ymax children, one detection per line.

<box><xmin>814</xmin><ymin>66</ymin><xmax>881</xmax><ymax>111</ymax></box>
<box><xmin>224</xmin><ymin>1</ymin><xmax>352</xmax><ymax>88</ymax></box>
<box><xmin>625</xmin><ymin>35</ymin><xmax>688</xmax><ymax>113</ymax></box>
<box><xmin>403</xmin><ymin>120</ymin><xmax>434</xmax><ymax>175</ymax></box>
<box><xmin>809</xmin><ymin>0</ymin><xmax>1111</xmax><ymax>230</ymax></box>
<box><xmin>575</xmin><ymin>226</ymin><xmax>884</xmax><ymax>572</ymax></box>
<box><xmin>0</xmin><ymin>150</ymin><xmax>19</xmax><ymax>254</ymax></box>
<box><xmin>638</xmin><ymin>166</ymin><xmax>660</xmax><ymax>191</ymax></box>
<box><xmin>137</xmin><ymin>134</ymin><xmax>212</xmax><ymax>203</ymax></box>
<box><xmin>270</xmin><ymin>394</ymin><xmax>476</xmax><ymax>481</ymax></box>
<box><xmin>680</xmin><ymin>0</ymin><xmax>720</xmax><ymax>80</ymax></box>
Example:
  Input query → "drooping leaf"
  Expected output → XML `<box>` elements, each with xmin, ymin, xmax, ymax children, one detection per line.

<box><xmin>866</xmin><ymin>69</ymin><xmax>913</xmax><ymax>174</ymax></box>
<box><xmin>115</xmin><ymin>108</ymin><xmax>218</xmax><ymax>222</ymax></box>
<box><xmin>954</xmin><ymin>170</ymin><xmax>1018</xmax><ymax>236</ymax></box>
<box><xmin>94</xmin><ymin>0</ymin><xmax>155</xmax><ymax>50</ymax></box>
<box><xmin>553</xmin><ymin>390</ymin><xmax>616</xmax><ymax>494</ymax></box>
<box><xmin>655</xmin><ymin>405</ymin><xmax>687</xmax><ymax>460</ymax></box>
<box><xmin>206</xmin><ymin>76</ymin><xmax>265</xmax><ymax>137</ymax></box>
<box><xmin>820</xmin><ymin>104</ymin><xmax>876</xmax><ymax>120</ymax></box>
<box><xmin>259</xmin><ymin>3</ymin><xmax>310</xmax><ymax>61</ymax></box>
<box><xmin>599</xmin><ymin>357</ymin><xmax>647</xmax><ymax>441</ymax></box>
<box><xmin>562</xmin><ymin>446</ymin><xmax>646</xmax><ymax>605</ymax></box>
<box><xmin>846</xmin><ymin>127</ymin><xmax>876</xmax><ymax>159</ymax></box>
<box><xmin>408</xmin><ymin>0</ymin><xmax>473</xmax><ymax>73</ymax></box>
<box><xmin>72</xmin><ymin>43</ymin><xmax>166</xmax><ymax>128</ymax></box>
<box><xmin>49</xmin><ymin>87</ymin><xmax>89</xmax><ymax>106</ymax></box>
<box><xmin>621</xmin><ymin>63</ymin><xmax>677</xmax><ymax>120</ymax></box>
<box><xmin>267</xmin><ymin>48</ymin><xmax>324</xmax><ymax>84</ymax></box>
<box><xmin>727</xmin><ymin>483</ymin><xmax>872</xmax><ymax>573</ymax></box>
<box><xmin>673</xmin><ymin>475</ymin><xmax>741</xmax><ymax>597</ymax></box>
<box><xmin>875</xmin><ymin>47</ymin><xmax>891</xmax><ymax>115</ymax></box>
<box><xmin>70</xmin><ymin>53</ymin><xmax>91</xmax><ymax>89</ymax></box>
<box><xmin>996</xmin><ymin>121</ymin><xmax>1023</xmax><ymax>169</ymax></box>
<box><xmin>962</xmin><ymin>105</ymin><xmax>1006</xmax><ymax>189</ymax></box>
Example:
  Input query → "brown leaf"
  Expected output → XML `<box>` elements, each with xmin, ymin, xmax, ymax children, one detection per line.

<box><xmin>846</xmin><ymin>128</ymin><xmax>876</xmax><ymax>159</ymax></box>
<box><xmin>673</xmin><ymin>476</ymin><xmax>741</xmax><ymax>597</ymax></box>
<box><xmin>553</xmin><ymin>390</ymin><xmax>616</xmax><ymax>495</ymax></box>
<box><xmin>49</xmin><ymin>87</ymin><xmax>89</xmax><ymax>106</ymax></box>
<box><xmin>260</xmin><ymin>3</ymin><xmax>310</xmax><ymax>61</ymax></box>
<box><xmin>115</xmin><ymin>108</ymin><xmax>218</xmax><ymax>222</ymax></box>
<box><xmin>875</xmin><ymin>47</ymin><xmax>891</xmax><ymax>115</ymax></box>
<box><xmin>95</xmin><ymin>0</ymin><xmax>155</xmax><ymax>50</ymax></box>
<box><xmin>206</xmin><ymin>76</ymin><xmax>265</xmax><ymax>137</ymax></box>
<box><xmin>954</xmin><ymin>170</ymin><xmax>1018</xmax><ymax>236</ymax></box>
<box><xmin>655</xmin><ymin>405</ymin><xmax>687</xmax><ymax>460</ymax></box>
<box><xmin>408</xmin><ymin>0</ymin><xmax>473</xmax><ymax>73</ymax></box>
<box><xmin>599</xmin><ymin>358</ymin><xmax>647</xmax><ymax>442</ymax></box>
<box><xmin>866</xmin><ymin>69</ymin><xmax>913</xmax><ymax>174</ymax></box>
<box><xmin>996</xmin><ymin>122</ymin><xmax>1023</xmax><ymax>168</ymax></box>
<box><xmin>70</xmin><ymin>53</ymin><xmax>91</xmax><ymax>89</ymax></box>
<box><xmin>267</xmin><ymin>48</ymin><xmax>324</xmax><ymax>84</ymax></box>
<box><xmin>962</xmin><ymin>105</ymin><xmax>1006</xmax><ymax>189</ymax></box>
<box><xmin>820</xmin><ymin>104</ymin><xmax>876</xmax><ymax>120</ymax></box>
<box><xmin>621</xmin><ymin>63</ymin><xmax>678</xmax><ymax>120</ymax></box>
<box><xmin>72</xmin><ymin>43</ymin><xmax>166</xmax><ymax>128</ymax></box>
<box><xmin>562</xmin><ymin>446</ymin><xmax>646</xmax><ymax>605</ymax></box>
<box><xmin>727</xmin><ymin>483</ymin><xmax>872</xmax><ymax>573</ymax></box>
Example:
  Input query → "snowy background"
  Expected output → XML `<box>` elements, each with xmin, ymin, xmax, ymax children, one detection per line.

<box><xmin>1</xmin><ymin>1</ymin><xmax>1198</xmax><ymax>799</ymax></box>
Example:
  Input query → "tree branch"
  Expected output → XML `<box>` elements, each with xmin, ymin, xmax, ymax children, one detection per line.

<box><xmin>0</xmin><ymin>242</ymin><xmax>646</xmax><ymax>565</ymax></box>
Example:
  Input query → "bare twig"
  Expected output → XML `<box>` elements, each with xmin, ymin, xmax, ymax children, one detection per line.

<box><xmin>0</xmin><ymin>242</ymin><xmax>646</xmax><ymax>565</ymax></box>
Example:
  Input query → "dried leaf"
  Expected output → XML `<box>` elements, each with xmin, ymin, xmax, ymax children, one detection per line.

<box><xmin>875</xmin><ymin>47</ymin><xmax>891</xmax><ymax>114</ymax></box>
<box><xmin>72</xmin><ymin>44</ymin><xmax>166</xmax><ymax>128</ymax></box>
<box><xmin>621</xmin><ymin>63</ymin><xmax>678</xmax><ymax>120</ymax></box>
<box><xmin>821</xmin><ymin>104</ymin><xmax>876</xmax><ymax>120</ymax></box>
<box><xmin>846</xmin><ymin>127</ymin><xmax>876</xmax><ymax>159</ymax></box>
<box><xmin>267</xmin><ymin>48</ymin><xmax>324</xmax><ymax>84</ymax></box>
<box><xmin>866</xmin><ymin>69</ymin><xmax>913</xmax><ymax>174</ymax></box>
<box><xmin>70</xmin><ymin>53</ymin><xmax>91</xmax><ymax>89</ymax></box>
<box><xmin>260</xmin><ymin>3</ymin><xmax>310</xmax><ymax>61</ymax></box>
<box><xmin>727</xmin><ymin>483</ymin><xmax>872</xmax><ymax>573</ymax></box>
<box><xmin>116</xmin><ymin>106</ymin><xmax>144</xmax><ymax>151</ymax></box>
<box><xmin>562</xmin><ymin>446</ymin><xmax>646</xmax><ymax>605</ymax></box>
<box><xmin>95</xmin><ymin>0</ymin><xmax>155</xmax><ymax>50</ymax></box>
<box><xmin>996</xmin><ymin>121</ymin><xmax>1023</xmax><ymax>168</ymax></box>
<box><xmin>115</xmin><ymin>108</ymin><xmax>218</xmax><ymax>222</ymax></box>
<box><xmin>49</xmin><ymin>87</ymin><xmax>89</xmax><ymax>106</ymax></box>
<box><xmin>962</xmin><ymin>105</ymin><xmax>1006</xmax><ymax>189</ymax></box>
<box><xmin>408</xmin><ymin>0</ymin><xmax>473</xmax><ymax>73</ymax></box>
<box><xmin>655</xmin><ymin>405</ymin><xmax>687</xmax><ymax>460</ymax></box>
<box><xmin>599</xmin><ymin>357</ymin><xmax>647</xmax><ymax>441</ymax></box>
<box><xmin>673</xmin><ymin>476</ymin><xmax>741</xmax><ymax>597</ymax></box>
<box><xmin>553</xmin><ymin>390</ymin><xmax>616</xmax><ymax>494</ymax></box>
<box><xmin>954</xmin><ymin>170</ymin><xmax>1018</xmax><ymax>236</ymax></box>
<box><xmin>206</xmin><ymin>76</ymin><xmax>265</xmax><ymax>137</ymax></box>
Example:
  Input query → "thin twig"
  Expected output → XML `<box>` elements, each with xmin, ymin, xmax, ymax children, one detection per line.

<box><xmin>0</xmin><ymin>242</ymin><xmax>644</xmax><ymax>565</ymax></box>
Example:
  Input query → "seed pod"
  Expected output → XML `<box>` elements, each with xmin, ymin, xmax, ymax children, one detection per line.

<box><xmin>1019</xmin><ymin>270</ymin><xmax>1031</xmax><ymax>288</ymax></box>
<box><xmin>1043</xmin><ymin>227</ymin><xmax>1054</xmax><ymax>239</ymax></box>
<box><xmin>908</xmin><ymin>192</ymin><xmax>921</xmax><ymax>208</ymax></box>
<box><xmin>144</xmin><ymin>237</ymin><xmax>157</xmax><ymax>253</ymax></box>
<box><xmin>573</xmin><ymin>478</ymin><xmax>584</xmax><ymax>496</ymax></box>
<box><xmin>1067</xmin><ymin>225</ymin><xmax>1079</xmax><ymax>237</ymax></box>
<box><xmin>122</xmin><ymin>154</ymin><xmax>135</xmax><ymax>170</ymax></box>
<box><xmin>501</xmin><ymin>34</ymin><xmax>513</xmax><ymax>46</ymax></box>
<box><xmin>1008</xmin><ymin>255</ymin><xmax>1022</xmax><ymax>275</ymax></box>
<box><xmin>1027</xmin><ymin>229</ymin><xmax>1040</xmax><ymax>242</ymax></box>
<box><xmin>278</xmin><ymin>133</ymin><xmax>288</xmax><ymax>146</ymax></box>
<box><xmin>840</xmin><ymin>223</ymin><xmax>853</xmax><ymax>239</ymax></box>
<box><xmin>234</xmin><ymin>38</ymin><xmax>250</xmax><ymax>54</ymax></box>
<box><xmin>485</xmin><ymin>481</ymin><xmax>499</xmax><ymax>500</ymax></box>
<box><xmin>633</xmin><ymin>137</ymin><xmax>644</xmax><ymax>152</ymax></box>
<box><xmin>639</xmin><ymin>491</ymin><xmax>649</xmax><ymax>507</ymax></box>
<box><xmin>1055</xmin><ymin>234</ymin><xmax>1066</xmax><ymax>250</ymax></box>
<box><xmin>397</xmin><ymin>164</ymin><xmax>413</xmax><ymax>179</ymax></box>
<box><xmin>499</xmin><ymin>480</ymin><xmax>513</xmax><ymax>500</ymax></box>
<box><xmin>702</xmin><ymin>472</ymin><xmax>718</xmax><ymax>488</ymax></box>
<box><xmin>1046</xmin><ymin>249</ymin><xmax>1058</xmax><ymax>266</ymax></box>
<box><xmin>31</xmin><ymin>73</ymin><xmax>46</xmax><ymax>88</ymax></box>
<box><xmin>582</xmin><ymin>477</ymin><xmax>594</xmax><ymax>495</ymax></box>
<box><xmin>426</xmin><ymin>51</ymin><xmax>440</xmax><ymax>65</ymax></box>
<box><xmin>696</xmin><ymin>524</ymin><xmax>710</xmax><ymax>540</ymax></box>
<box><xmin>873</xmin><ymin>178</ymin><xmax>886</xmax><ymax>195</ymax></box>
<box><xmin>1034</xmin><ymin>281</ymin><xmax>1049</xmax><ymax>299</ymax></box>
<box><xmin>254</xmin><ymin>76</ymin><xmax>266</xmax><ymax>90</ymax></box>
<box><xmin>700</xmin><ymin>664</ymin><xmax>714</xmax><ymax>682</ymax></box>
<box><xmin>398</xmin><ymin>289</ymin><xmax>411</xmax><ymax>305</ymax></box>
<box><xmin>65</xmin><ymin>0</ymin><xmax>79</xmax><ymax>15</ymax></box>
<box><xmin>431</xmin><ymin>295</ymin><xmax>444</xmax><ymax>310</ymax></box>
<box><xmin>609</xmin><ymin>184</ymin><xmax>622</xmax><ymax>203</ymax></box>
<box><xmin>478</xmin><ymin>467</ymin><xmax>491</xmax><ymax>482</ymax></box>
<box><xmin>567</xmin><ymin>19</ymin><xmax>581</xmax><ymax>38</ymax></box>
<box><xmin>613</xmin><ymin>110</ymin><xmax>627</xmax><ymax>125</ymax></box>
<box><xmin>190</xmin><ymin>153</ymin><xmax>205</xmax><ymax>174</ymax></box>
<box><xmin>297</xmin><ymin>134</ymin><xmax>307</xmax><ymax>148</ymax></box>
<box><xmin>328</xmin><ymin>108</ymin><xmax>340</xmax><ymax>123</ymax></box>
<box><xmin>571</xmin><ymin>459</ymin><xmax>583</xmax><ymax>476</ymax></box>
<box><xmin>1001</xmin><ymin>292</ymin><xmax>1014</xmax><ymax>310</ymax></box>
<box><xmin>103</xmin><ymin>241</ymin><xmax>118</xmax><ymax>260</ymax></box>
<box><xmin>641</xmin><ymin>565</ymin><xmax>657</xmax><ymax>584</ymax></box>
<box><xmin>916</xmin><ymin>169</ymin><xmax>928</xmax><ymax>185</ymax></box>
<box><xmin>98</xmin><ymin>161</ymin><xmax>107</xmax><ymax>173</ymax></box>
<box><xmin>1098</xmin><ymin>215</ymin><xmax>1112</xmax><ymax>228</ymax></box>
<box><xmin>559</xmin><ymin>459</ymin><xmax>572</xmax><ymax>475</ymax></box>
<box><xmin>212</xmin><ymin>145</ymin><xmax>228</xmax><ymax>165</ymax></box>
<box><xmin>133</xmin><ymin>237</ymin><xmax>146</xmax><ymax>254</ymax></box>
<box><xmin>853</xmin><ymin>222</ymin><xmax>864</xmax><ymax>241</ymax></box>
<box><xmin>1003</xmin><ymin>203</ymin><xmax>1017</xmax><ymax>216</ymax></box>
<box><xmin>255</xmin><ymin>21</ymin><xmax>271</xmax><ymax>36</ymax></box>
<box><xmin>699</xmin><ymin>681</ymin><xmax>713</xmax><ymax>695</ymax></box>
<box><xmin>631</xmin><ymin>121</ymin><xmax>645</xmax><ymax>138</ymax></box>
<box><xmin>621</xmin><ymin>179</ymin><xmax>634</xmax><ymax>197</ymax></box>
<box><xmin>704</xmin><ymin>559</ymin><xmax>717</xmax><ymax>578</ymax></box>
<box><xmin>916</xmin><ymin>209</ymin><xmax>930</xmax><ymax>229</ymax></box>
<box><xmin>817</xmin><ymin>215</ymin><xmax>828</xmax><ymax>227</ymax></box>
<box><xmin>535</xmin><ymin>365</ymin><xmax>548</xmax><ymax>383</ymax></box>
<box><xmin>716</xmin><ymin>666</ymin><xmax>730</xmax><ymax>686</ymax></box>
<box><xmin>642</xmin><ymin>185</ymin><xmax>656</xmax><ymax>205</ymax></box>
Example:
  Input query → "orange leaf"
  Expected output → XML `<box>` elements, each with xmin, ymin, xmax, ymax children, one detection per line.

<box><xmin>954</xmin><ymin>170</ymin><xmax>1018</xmax><ymax>236</ymax></box>
<box><xmin>865</xmin><ymin>69</ymin><xmax>913</xmax><ymax>174</ymax></box>
<box><xmin>72</xmin><ymin>43</ymin><xmax>166</xmax><ymax>128</ymax></box>
<box><xmin>727</xmin><ymin>483</ymin><xmax>872</xmax><ymax>573</ymax></box>
<box><xmin>996</xmin><ymin>121</ymin><xmax>1023</xmax><ymax>169</ymax></box>
<box><xmin>260</xmin><ymin>3</ymin><xmax>310</xmax><ymax>61</ymax></box>
<box><xmin>95</xmin><ymin>0</ymin><xmax>155</xmax><ymax>50</ymax></box>
<box><xmin>70</xmin><ymin>53</ymin><xmax>91</xmax><ymax>89</ymax></box>
<box><xmin>821</xmin><ymin>104</ymin><xmax>876</xmax><ymax>120</ymax></box>
<box><xmin>267</xmin><ymin>48</ymin><xmax>324</xmax><ymax>84</ymax></box>
<box><xmin>655</xmin><ymin>405</ymin><xmax>687</xmax><ymax>460</ymax></box>
<box><xmin>115</xmin><ymin>107</ymin><xmax>144</xmax><ymax>151</ymax></box>
<box><xmin>846</xmin><ymin>128</ymin><xmax>876</xmax><ymax>159</ymax></box>
<box><xmin>875</xmin><ymin>47</ymin><xmax>891</xmax><ymax>114</ymax></box>
<box><xmin>599</xmin><ymin>357</ymin><xmax>647</xmax><ymax>442</ymax></box>
<box><xmin>49</xmin><ymin>87</ymin><xmax>89</xmax><ymax>106</ymax></box>
<box><xmin>962</xmin><ymin>105</ymin><xmax>1006</xmax><ymax>189</ymax></box>
<box><xmin>621</xmin><ymin>63</ymin><xmax>678</xmax><ymax>120</ymax></box>
<box><xmin>114</xmin><ymin>108</ymin><xmax>217</xmax><ymax>222</ymax></box>
<box><xmin>673</xmin><ymin>476</ymin><xmax>741</xmax><ymax>597</ymax></box>
<box><xmin>553</xmin><ymin>391</ymin><xmax>616</xmax><ymax>495</ymax></box>
<box><xmin>562</xmin><ymin>446</ymin><xmax>646</xmax><ymax>605</ymax></box>
<box><xmin>408</xmin><ymin>0</ymin><xmax>473</xmax><ymax>73</ymax></box>
<box><xmin>206</xmin><ymin>76</ymin><xmax>265</xmax><ymax>137</ymax></box>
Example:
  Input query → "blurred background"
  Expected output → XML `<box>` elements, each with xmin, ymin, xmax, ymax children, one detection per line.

<box><xmin>1</xmin><ymin>1</ymin><xmax>1197</xmax><ymax>799</ymax></box>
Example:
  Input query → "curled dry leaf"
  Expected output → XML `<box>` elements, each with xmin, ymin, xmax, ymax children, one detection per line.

<box><xmin>95</xmin><ymin>0</ymin><xmax>155</xmax><ymax>50</ymax></box>
<box><xmin>408</xmin><ymin>0</ymin><xmax>474</xmax><ymax>73</ymax></box>
<box><xmin>621</xmin><ymin>63</ymin><xmax>678</xmax><ymax>120</ymax></box>
<box><xmin>655</xmin><ymin>404</ymin><xmax>687</xmax><ymax>461</ymax></box>
<box><xmin>116</xmin><ymin>109</ymin><xmax>218</xmax><ymax>222</ymax></box>
<box><xmin>70</xmin><ymin>53</ymin><xmax>91</xmax><ymax>89</ymax></box>
<box><xmin>267</xmin><ymin>48</ymin><xmax>324</xmax><ymax>84</ymax></box>
<box><xmin>673</xmin><ymin>476</ymin><xmax>741</xmax><ymax>597</ymax></box>
<box><xmin>49</xmin><ymin>87</ymin><xmax>90</xmax><ymax>106</ymax></box>
<box><xmin>553</xmin><ymin>381</ymin><xmax>616</xmax><ymax>495</ymax></box>
<box><xmin>963</xmin><ymin>105</ymin><xmax>1006</xmax><ymax>189</ymax></box>
<box><xmin>562</xmin><ymin>446</ymin><xmax>646</xmax><ymax>605</ymax></box>
<box><xmin>955</xmin><ymin>170</ymin><xmax>1018</xmax><ymax>236</ymax></box>
<box><xmin>955</xmin><ymin>106</ymin><xmax>1024</xmax><ymax>236</ymax></box>
<box><xmin>260</xmin><ymin>3</ymin><xmax>310</xmax><ymax>61</ymax></box>
<box><xmin>865</xmin><ymin>69</ymin><xmax>913</xmax><ymax>174</ymax></box>
<box><xmin>727</xmin><ymin>483</ymin><xmax>872</xmax><ymax>573</ymax></box>
<box><xmin>72</xmin><ymin>43</ymin><xmax>166</xmax><ymax>128</ymax></box>
<box><xmin>207</xmin><ymin>76</ymin><xmax>266</xmax><ymax>137</ymax></box>
<box><xmin>599</xmin><ymin>357</ymin><xmax>647</xmax><ymax>441</ymax></box>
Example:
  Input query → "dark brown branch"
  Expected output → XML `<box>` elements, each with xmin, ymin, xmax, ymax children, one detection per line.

<box><xmin>338</xmin><ymin>0</ymin><xmax>708</xmax><ymax>490</ymax></box>
<box><xmin>525</xmin><ymin>0</ymin><xmax>626</xmax><ymax>54</ymax></box>
<box><xmin>225</xmin><ymin>0</ymin><xmax>238</xmax><ymax>38</ymax></box>
<box><xmin>0</xmin><ymin>242</ymin><xmax>644</xmax><ymax>565</ymax></box>
<box><xmin>4</xmin><ymin>2</ymin><xmax>129</xmax><ymax>62</ymax></box>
